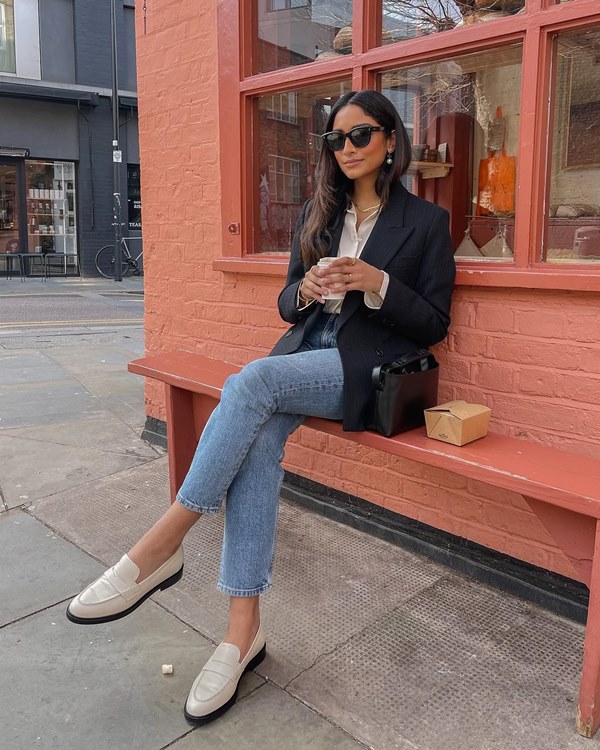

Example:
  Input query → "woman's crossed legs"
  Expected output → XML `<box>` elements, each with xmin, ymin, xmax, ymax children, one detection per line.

<box><xmin>68</xmin><ymin>340</ymin><xmax>344</xmax><ymax>722</ymax></box>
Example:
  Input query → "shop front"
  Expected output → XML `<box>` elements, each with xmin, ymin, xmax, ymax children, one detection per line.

<box><xmin>0</xmin><ymin>151</ymin><xmax>78</xmax><ymax>275</ymax></box>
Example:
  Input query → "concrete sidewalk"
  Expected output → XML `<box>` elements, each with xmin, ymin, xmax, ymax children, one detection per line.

<box><xmin>1</xmin><ymin>277</ymin><xmax>598</xmax><ymax>749</ymax></box>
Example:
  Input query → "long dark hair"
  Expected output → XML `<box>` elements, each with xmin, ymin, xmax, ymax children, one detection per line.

<box><xmin>299</xmin><ymin>90</ymin><xmax>411</xmax><ymax>267</ymax></box>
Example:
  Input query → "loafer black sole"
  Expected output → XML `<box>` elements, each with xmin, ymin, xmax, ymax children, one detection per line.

<box><xmin>66</xmin><ymin>565</ymin><xmax>184</xmax><ymax>625</ymax></box>
<box><xmin>184</xmin><ymin>643</ymin><xmax>267</xmax><ymax>726</ymax></box>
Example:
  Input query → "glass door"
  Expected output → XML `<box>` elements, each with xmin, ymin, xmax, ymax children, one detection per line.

<box><xmin>0</xmin><ymin>159</ymin><xmax>23</xmax><ymax>272</ymax></box>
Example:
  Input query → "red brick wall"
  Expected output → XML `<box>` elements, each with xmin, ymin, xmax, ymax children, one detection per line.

<box><xmin>135</xmin><ymin>2</ymin><xmax>600</xmax><ymax>581</ymax></box>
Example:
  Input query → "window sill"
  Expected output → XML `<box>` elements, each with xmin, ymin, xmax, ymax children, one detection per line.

<box><xmin>456</xmin><ymin>265</ymin><xmax>600</xmax><ymax>292</ymax></box>
<box><xmin>213</xmin><ymin>256</ymin><xmax>288</xmax><ymax>276</ymax></box>
<box><xmin>214</xmin><ymin>257</ymin><xmax>600</xmax><ymax>292</ymax></box>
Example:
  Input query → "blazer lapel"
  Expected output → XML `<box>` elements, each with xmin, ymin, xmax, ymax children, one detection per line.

<box><xmin>338</xmin><ymin>184</ymin><xmax>414</xmax><ymax>324</ymax></box>
<box><xmin>359</xmin><ymin>183</ymin><xmax>412</xmax><ymax>269</ymax></box>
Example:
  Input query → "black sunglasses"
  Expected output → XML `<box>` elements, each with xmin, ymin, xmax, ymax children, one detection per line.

<box><xmin>320</xmin><ymin>125</ymin><xmax>387</xmax><ymax>152</ymax></box>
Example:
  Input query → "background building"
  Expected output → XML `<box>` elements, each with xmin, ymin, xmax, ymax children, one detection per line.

<box><xmin>0</xmin><ymin>0</ymin><xmax>140</xmax><ymax>276</ymax></box>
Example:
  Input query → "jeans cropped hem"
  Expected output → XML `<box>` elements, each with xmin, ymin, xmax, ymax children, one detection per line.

<box><xmin>216</xmin><ymin>581</ymin><xmax>271</xmax><ymax>597</ymax></box>
<box><xmin>176</xmin><ymin>493</ymin><xmax>220</xmax><ymax>515</ymax></box>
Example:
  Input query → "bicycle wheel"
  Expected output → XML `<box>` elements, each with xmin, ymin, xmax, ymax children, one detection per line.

<box><xmin>95</xmin><ymin>245</ymin><xmax>130</xmax><ymax>279</ymax></box>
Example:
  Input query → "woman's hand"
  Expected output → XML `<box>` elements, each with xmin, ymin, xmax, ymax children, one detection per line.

<box><xmin>298</xmin><ymin>264</ymin><xmax>329</xmax><ymax>304</ymax></box>
<box><xmin>313</xmin><ymin>257</ymin><xmax>384</xmax><ymax>297</ymax></box>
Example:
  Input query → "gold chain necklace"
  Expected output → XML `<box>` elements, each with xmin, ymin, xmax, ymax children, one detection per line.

<box><xmin>353</xmin><ymin>201</ymin><xmax>381</xmax><ymax>213</ymax></box>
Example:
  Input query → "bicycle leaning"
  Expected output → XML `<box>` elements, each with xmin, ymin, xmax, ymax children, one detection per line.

<box><xmin>95</xmin><ymin>237</ymin><xmax>143</xmax><ymax>279</ymax></box>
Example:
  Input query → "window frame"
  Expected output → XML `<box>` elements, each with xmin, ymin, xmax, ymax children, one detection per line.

<box><xmin>214</xmin><ymin>0</ymin><xmax>600</xmax><ymax>291</ymax></box>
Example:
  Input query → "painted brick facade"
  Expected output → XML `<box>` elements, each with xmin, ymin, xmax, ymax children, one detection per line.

<box><xmin>135</xmin><ymin>2</ymin><xmax>600</xmax><ymax>582</ymax></box>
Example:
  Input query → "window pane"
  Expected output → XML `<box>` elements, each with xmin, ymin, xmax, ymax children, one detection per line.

<box><xmin>256</xmin><ymin>0</ymin><xmax>353</xmax><ymax>74</ymax></box>
<box><xmin>380</xmin><ymin>0</ymin><xmax>524</xmax><ymax>46</ymax></box>
<box><xmin>256</xmin><ymin>80</ymin><xmax>352</xmax><ymax>253</ymax></box>
<box><xmin>544</xmin><ymin>27</ymin><xmax>600</xmax><ymax>265</ymax></box>
<box><xmin>381</xmin><ymin>45</ymin><xmax>522</xmax><ymax>260</ymax></box>
<box><xmin>0</xmin><ymin>1</ymin><xmax>16</xmax><ymax>74</ymax></box>
<box><xmin>26</xmin><ymin>161</ymin><xmax>78</xmax><ymax>257</ymax></box>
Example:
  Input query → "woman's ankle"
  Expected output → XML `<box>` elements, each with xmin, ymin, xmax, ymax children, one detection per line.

<box><xmin>128</xmin><ymin>537</ymin><xmax>180</xmax><ymax>582</ymax></box>
<box><xmin>224</xmin><ymin>597</ymin><xmax>261</xmax><ymax>661</ymax></box>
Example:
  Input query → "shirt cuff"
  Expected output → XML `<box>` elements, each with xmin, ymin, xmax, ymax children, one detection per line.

<box><xmin>364</xmin><ymin>271</ymin><xmax>389</xmax><ymax>309</ymax></box>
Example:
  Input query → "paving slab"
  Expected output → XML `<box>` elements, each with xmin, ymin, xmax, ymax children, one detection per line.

<box><xmin>0</xmin><ymin>379</ymin><xmax>101</xmax><ymax>429</ymax></box>
<box><xmin>0</xmin><ymin>350</ymin><xmax>69</xmax><ymax>385</ymax></box>
<box><xmin>0</xmin><ymin>509</ymin><xmax>108</xmax><ymax>626</ymax></box>
<box><xmin>168</xmin><ymin>682</ymin><xmax>366</xmax><ymax>749</ymax></box>
<box><xmin>0</xmin><ymin>432</ymin><xmax>154</xmax><ymax>507</ymax></box>
<box><xmin>46</xmin><ymin>343</ymin><xmax>145</xmax><ymax>372</ymax></box>
<box><xmin>70</xmin><ymin>370</ymin><xmax>147</xmax><ymax>427</ymax></box>
<box><xmin>3</xmin><ymin>411</ymin><xmax>158</xmax><ymax>457</ymax></box>
<box><xmin>1</xmin><ymin>600</ymin><xmax>262</xmax><ymax>750</ymax></box>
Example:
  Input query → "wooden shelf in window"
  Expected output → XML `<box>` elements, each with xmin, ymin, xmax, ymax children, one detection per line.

<box><xmin>410</xmin><ymin>161</ymin><xmax>453</xmax><ymax>179</ymax></box>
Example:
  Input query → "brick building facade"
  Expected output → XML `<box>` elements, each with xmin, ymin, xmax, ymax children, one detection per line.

<box><xmin>134</xmin><ymin>1</ymin><xmax>600</xmax><ymax>582</ymax></box>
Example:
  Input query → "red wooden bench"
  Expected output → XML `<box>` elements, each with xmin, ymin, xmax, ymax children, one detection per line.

<box><xmin>129</xmin><ymin>349</ymin><xmax>600</xmax><ymax>738</ymax></box>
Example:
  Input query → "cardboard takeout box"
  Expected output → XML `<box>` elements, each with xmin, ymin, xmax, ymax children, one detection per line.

<box><xmin>424</xmin><ymin>400</ymin><xmax>491</xmax><ymax>446</ymax></box>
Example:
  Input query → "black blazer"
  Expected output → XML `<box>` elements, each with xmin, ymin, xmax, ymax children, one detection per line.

<box><xmin>270</xmin><ymin>182</ymin><xmax>456</xmax><ymax>431</ymax></box>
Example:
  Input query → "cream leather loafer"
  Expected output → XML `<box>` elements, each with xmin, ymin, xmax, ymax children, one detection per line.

<box><xmin>184</xmin><ymin>624</ymin><xmax>266</xmax><ymax>725</ymax></box>
<box><xmin>66</xmin><ymin>546</ymin><xmax>184</xmax><ymax>624</ymax></box>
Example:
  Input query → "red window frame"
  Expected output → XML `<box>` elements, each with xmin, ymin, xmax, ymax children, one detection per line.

<box><xmin>215</xmin><ymin>0</ymin><xmax>600</xmax><ymax>292</ymax></box>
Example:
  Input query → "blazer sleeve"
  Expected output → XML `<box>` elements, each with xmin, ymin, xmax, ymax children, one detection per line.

<box><xmin>374</xmin><ymin>208</ymin><xmax>456</xmax><ymax>346</ymax></box>
<box><xmin>277</xmin><ymin>201</ymin><xmax>318</xmax><ymax>324</ymax></box>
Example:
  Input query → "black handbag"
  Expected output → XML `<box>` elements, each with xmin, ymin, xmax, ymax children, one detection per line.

<box><xmin>370</xmin><ymin>350</ymin><xmax>439</xmax><ymax>437</ymax></box>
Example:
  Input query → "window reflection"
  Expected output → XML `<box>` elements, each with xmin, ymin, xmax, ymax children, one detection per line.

<box><xmin>255</xmin><ymin>81</ymin><xmax>352</xmax><ymax>252</ymax></box>
<box><xmin>0</xmin><ymin>0</ymin><xmax>16</xmax><ymax>74</ymax></box>
<box><xmin>380</xmin><ymin>0</ymin><xmax>524</xmax><ymax>45</ymax></box>
<box><xmin>544</xmin><ymin>27</ymin><xmax>600</xmax><ymax>264</ymax></box>
<box><xmin>256</xmin><ymin>0</ymin><xmax>353</xmax><ymax>73</ymax></box>
<box><xmin>382</xmin><ymin>46</ymin><xmax>522</xmax><ymax>260</ymax></box>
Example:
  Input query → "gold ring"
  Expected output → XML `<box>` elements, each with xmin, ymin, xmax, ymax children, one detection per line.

<box><xmin>348</xmin><ymin>273</ymin><xmax>352</xmax><ymax>281</ymax></box>
<box><xmin>350</xmin><ymin>257</ymin><xmax>357</xmax><ymax>266</ymax></box>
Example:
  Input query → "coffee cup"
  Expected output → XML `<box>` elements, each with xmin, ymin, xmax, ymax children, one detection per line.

<box><xmin>317</xmin><ymin>256</ymin><xmax>345</xmax><ymax>299</ymax></box>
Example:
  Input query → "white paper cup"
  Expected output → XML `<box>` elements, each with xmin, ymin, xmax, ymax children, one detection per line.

<box><xmin>317</xmin><ymin>257</ymin><xmax>345</xmax><ymax>299</ymax></box>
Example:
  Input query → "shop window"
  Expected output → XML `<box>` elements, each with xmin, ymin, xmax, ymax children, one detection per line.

<box><xmin>255</xmin><ymin>80</ymin><xmax>352</xmax><ymax>252</ymax></box>
<box><xmin>382</xmin><ymin>45</ymin><xmax>523</xmax><ymax>260</ymax></box>
<box><xmin>256</xmin><ymin>0</ymin><xmax>352</xmax><ymax>73</ymax></box>
<box><xmin>25</xmin><ymin>161</ymin><xmax>77</xmax><ymax>261</ymax></box>
<box><xmin>0</xmin><ymin>0</ymin><xmax>16</xmax><ymax>74</ymax></box>
<box><xmin>544</xmin><ymin>26</ymin><xmax>600</xmax><ymax>265</ymax></box>
<box><xmin>380</xmin><ymin>0</ymin><xmax>524</xmax><ymax>45</ymax></box>
<box><xmin>127</xmin><ymin>164</ymin><xmax>142</xmax><ymax>231</ymax></box>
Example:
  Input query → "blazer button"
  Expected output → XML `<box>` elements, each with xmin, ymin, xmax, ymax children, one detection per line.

<box><xmin>375</xmin><ymin>347</ymin><xmax>384</xmax><ymax>357</ymax></box>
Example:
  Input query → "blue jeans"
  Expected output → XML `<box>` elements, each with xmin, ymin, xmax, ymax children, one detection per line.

<box><xmin>177</xmin><ymin>312</ymin><xmax>344</xmax><ymax>596</ymax></box>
